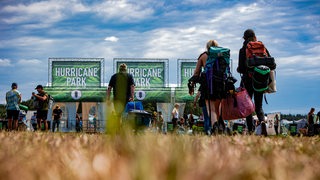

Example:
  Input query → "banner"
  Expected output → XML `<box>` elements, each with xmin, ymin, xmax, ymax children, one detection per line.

<box><xmin>114</xmin><ymin>58</ymin><xmax>169</xmax><ymax>88</ymax></box>
<box><xmin>266</xmin><ymin>112</ymin><xmax>281</xmax><ymax>135</ymax></box>
<box><xmin>174</xmin><ymin>87</ymin><xmax>194</xmax><ymax>102</ymax></box>
<box><xmin>49</xmin><ymin>58</ymin><xmax>104</xmax><ymax>88</ymax></box>
<box><xmin>45</xmin><ymin>87</ymin><xmax>172</xmax><ymax>103</ymax></box>
<box><xmin>177</xmin><ymin>59</ymin><xmax>197</xmax><ymax>88</ymax></box>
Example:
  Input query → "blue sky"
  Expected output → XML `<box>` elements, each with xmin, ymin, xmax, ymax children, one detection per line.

<box><xmin>0</xmin><ymin>0</ymin><xmax>319</xmax><ymax>115</ymax></box>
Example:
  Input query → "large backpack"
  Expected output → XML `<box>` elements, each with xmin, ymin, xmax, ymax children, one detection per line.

<box><xmin>204</xmin><ymin>46</ymin><xmax>231</xmax><ymax>100</ymax></box>
<box><xmin>252</xmin><ymin>65</ymin><xmax>270</xmax><ymax>92</ymax></box>
<box><xmin>246</xmin><ymin>41</ymin><xmax>276</xmax><ymax>69</ymax></box>
<box><xmin>246</xmin><ymin>41</ymin><xmax>276</xmax><ymax>93</ymax></box>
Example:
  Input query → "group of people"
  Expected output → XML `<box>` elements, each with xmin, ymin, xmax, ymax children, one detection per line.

<box><xmin>5</xmin><ymin>83</ymin><xmax>62</xmax><ymax>132</ymax></box>
<box><xmin>3</xmin><ymin>29</ymin><xmax>273</xmax><ymax>136</ymax></box>
<box><xmin>307</xmin><ymin>107</ymin><xmax>320</xmax><ymax>135</ymax></box>
<box><xmin>189</xmin><ymin>29</ymin><xmax>271</xmax><ymax>136</ymax></box>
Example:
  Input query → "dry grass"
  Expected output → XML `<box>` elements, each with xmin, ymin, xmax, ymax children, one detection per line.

<box><xmin>0</xmin><ymin>131</ymin><xmax>319</xmax><ymax>180</ymax></box>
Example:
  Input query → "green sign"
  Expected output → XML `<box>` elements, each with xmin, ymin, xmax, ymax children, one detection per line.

<box><xmin>114</xmin><ymin>59</ymin><xmax>168</xmax><ymax>88</ymax></box>
<box><xmin>45</xmin><ymin>87</ymin><xmax>172</xmax><ymax>102</ymax></box>
<box><xmin>175</xmin><ymin>87</ymin><xmax>194</xmax><ymax>102</ymax></box>
<box><xmin>45</xmin><ymin>87</ymin><xmax>106</xmax><ymax>102</ymax></box>
<box><xmin>49</xmin><ymin>58</ymin><xmax>104</xmax><ymax>88</ymax></box>
<box><xmin>178</xmin><ymin>59</ymin><xmax>197</xmax><ymax>88</ymax></box>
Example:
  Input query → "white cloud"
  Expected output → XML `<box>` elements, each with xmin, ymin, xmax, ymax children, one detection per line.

<box><xmin>90</xmin><ymin>1</ymin><xmax>154</xmax><ymax>22</ymax></box>
<box><xmin>0</xmin><ymin>59</ymin><xmax>12</xmax><ymax>66</ymax></box>
<box><xmin>0</xmin><ymin>0</ymin><xmax>154</xmax><ymax>29</ymax></box>
<box><xmin>237</xmin><ymin>3</ymin><xmax>260</xmax><ymax>13</ymax></box>
<box><xmin>1</xmin><ymin>1</ymin><xmax>65</xmax><ymax>24</ymax></box>
<box><xmin>17</xmin><ymin>59</ymin><xmax>42</xmax><ymax>65</ymax></box>
<box><xmin>0</xmin><ymin>0</ymin><xmax>319</xmax><ymax>110</ymax></box>
<box><xmin>104</xmin><ymin>36</ymin><xmax>119</xmax><ymax>42</ymax></box>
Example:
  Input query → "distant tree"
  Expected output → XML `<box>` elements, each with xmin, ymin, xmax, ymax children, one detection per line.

<box><xmin>281</xmin><ymin>114</ymin><xmax>307</xmax><ymax>121</ymax></box>
<box><xmin>142</xmin><ymin>101</ymin><xmax>157</xmax><ymax>113</ymax></box>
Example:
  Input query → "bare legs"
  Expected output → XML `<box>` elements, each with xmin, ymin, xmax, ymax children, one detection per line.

<box><xmin>205</xmin><ymin>99</ymin><xmax>221</xmax><ymax>126</ymax></box>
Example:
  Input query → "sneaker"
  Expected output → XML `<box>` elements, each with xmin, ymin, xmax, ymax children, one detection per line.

<box><xmin>206</xmin><ymin>130</ymin><xmax>212</xmax><ymax>136</ymax></box>
<box><xmin>261</xmin><ymin>121</ymin><xmax>268</xmax><ymax>137</ymax></box>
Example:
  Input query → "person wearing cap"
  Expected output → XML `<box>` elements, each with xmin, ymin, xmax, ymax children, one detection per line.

<box><xmin>237</xmin><ymin>29</ymin><xmax>271</xmax><ymax>136</ymax></box>
<box><xmin>52</xmin><ymin>105</ymin><xmax>62</xmax><ymax>132</ymax></box>
<box><xmin>5</xmin><ymin>82</ymin><xmax>21</xmax><ymax>131</ymax></box>
<box><xmin>106</xmin><ymin>63</ymin><xmax>135</xmax><ymax>133</ymax></box>
<box><xmin>32</xmin><ymin>84</ymin><xmax>49</xmax><ymax>131</ymax></box>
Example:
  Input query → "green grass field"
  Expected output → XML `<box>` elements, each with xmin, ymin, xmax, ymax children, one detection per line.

<box><xmin>0</xmin><ymin>131</ymin><xmax>319</xmax><ymax>180</ymax></box>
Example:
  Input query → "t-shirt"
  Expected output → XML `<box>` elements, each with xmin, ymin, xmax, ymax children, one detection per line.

<box><xmin>53</xmin><ymin>108</ymin><xmax>63</xmax><ymax>120</ymax></box>
<box><xmin>274</xmin><ymin>115</ymin><xmax>279</xmax><ymax>126</ymax></box>
<box><xmin>108</xmin><ymin>72</ymin><xmax>135</xmax><ymax>102</ymax></box>
<box><xmin>172</xmin><ymin>108</ymin><xmax>179</xmax><ymax>119</ymax></box>
<box><xmin>37</xmin><ymin>91</ymin><xmax>49</xmax><ymax>110</ymax></box>
<box><xmin>308</xmin><ymin>114</ymin><xmax>315</xmax><ymax>125</ymax></box>
<box><xmin>6</xmin><ymin>89</ymin><xmax>21</xmax><ymax>110</ymax></box>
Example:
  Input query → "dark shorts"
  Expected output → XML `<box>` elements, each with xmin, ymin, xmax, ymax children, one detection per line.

<box><xmin>6</xmin><ymin>110</ymin><xmax>20</xmax><ymax>120</ymax></box>
<box><xmin>36</xmin><ymin>110</ymin><xmax>48</xmax><ymax>120</ymax></box>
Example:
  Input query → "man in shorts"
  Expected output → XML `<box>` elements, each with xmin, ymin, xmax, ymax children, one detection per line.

<box><xmin>106</xmin><ymin>63</ymin><xmax>135</xmax><ymax>133</ymax></box>
<box><xmin>6</xmin><ymin>82</ymin><xmax>21</xmax><ymax>131</ymax></box>
<box><xmin>52</xmin><ymin>105</ymin><xmax>62</xmax><ymax>132</ymax></box>
<box><xmin>32</xmin><ymin>85</ymin><xmax>49</xmax><ymax>131</ymax></box>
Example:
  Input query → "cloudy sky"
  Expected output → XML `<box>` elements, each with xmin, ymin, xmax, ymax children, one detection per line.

<box><xmin>0</xmin><ymin>0</ymin><xmax>319</xmax><ymax>115</ymax></box>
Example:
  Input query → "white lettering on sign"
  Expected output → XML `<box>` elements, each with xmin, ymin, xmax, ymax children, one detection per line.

<box><xmin>127</xmin><ymin>67</ymin><xmax>163</xmax><ymax>88</ymax></box>
<box><xmin>134</xmin><ymin>78</ymin><xmax>151</xmax><ymax>87</ymax></box>
<box><xmin>66</xmin><ymin>77</ymin><xmax>87</xmax><ymax>87</ymax></box>
<box><xmin>184</xmin><ymin>68</ymin><xmax>194</xmax><ymax>78</ymax></box>
<box><xmin>55</xmin><ymin>67</ymin><xmax>99</xmax><ymax>77</ymax></box>
<box><xmin>127</xmin><ymin>68</ymin><xmax>162</xmax><ymax>78</ymax></box>
<box><xmin>55</xmin><ymin>67</ymin><xmax>99</xmax><ymax>87</ymax></box>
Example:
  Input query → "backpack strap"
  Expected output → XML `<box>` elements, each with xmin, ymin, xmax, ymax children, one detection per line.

<box><xmin>198</xmin><ymin>51</ymin><xmax>208</xmax><ymax>60</ymax></box>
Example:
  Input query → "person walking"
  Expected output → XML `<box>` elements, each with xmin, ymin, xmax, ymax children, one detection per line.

<box><xmin>189</xmin><ymin>40</ymin><xmax>223</xmax><ymax>133</ymax></box>
<box><xmin>75</xmin><ymin>113</ymin><xmax>82</xmax><ymax>132</ymax></box>
<box><xmin>171</xmin><ymin>103</ymin><xmax>180</xmax><ymax>129</ymax></box>
<box><xmin>32</xmin><ymin>85</ymin><xmax>49</xmax><ymax>131</ymax></box>
<box><xmin>193</xmin><ymin>81</ymin><xmax>211</xmax><ymax>135</ymax></box>
<box><xmin>157</xmin><ymin>111</ymin><xmax>164</xmax><ymax>133</ymax></box>
<box><xmin>316</xmin><ymin>111</ymin><xmax>320</xmax><ymax>124</ymax></box>
<box><xmin>106</xmin><ymin>63</ymin><xmax>135</xmax><ymax>133</ymax></box>
<box><xmin>307</xmin><ymin>107</ymin><xmax>315</xmax><ymax>136</ymax></box>
<box><xmin>5</xmin><ymin>82</ymin><xmax>21</xmax><ymax>131</ymax></box>
<box><xmin>274</xmin><ymin>114</ymin><xmax>280</xmax><ymax>135</ymax></box>
<box><xmin>31</xmin><ymin>112</ymin><xmax>37</xmax><ymax>131</ymax></box>
<box><xmin>237</xmin><ymin>29</ymin><xmax>271</xmax><ymax>136</ymax></box>
<box><xmin>52</xmin><ymin>105</ymin><xmax>62</xmax><ymax>132</ymax></box>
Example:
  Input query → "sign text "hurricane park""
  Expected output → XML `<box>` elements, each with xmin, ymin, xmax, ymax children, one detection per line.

<box><xmin>55</xmin><ymin>67</ymin><xmax>99</xmax><ymax>86</ymax></box>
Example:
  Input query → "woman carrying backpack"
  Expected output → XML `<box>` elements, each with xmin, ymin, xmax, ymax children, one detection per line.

<box><xmin>189</xmin><ymin>39</ymin><xmax>227</xmax><ymax>135</ymax></box>
<box><xmin>237</xmin><ymin>29</ymin><xmax>271</xmax><ymax>136</ymax></box>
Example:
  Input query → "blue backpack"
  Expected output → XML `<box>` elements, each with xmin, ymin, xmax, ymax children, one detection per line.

<box><xmin>205</xmin><ymin>46</ymin><xmax>231</xmax><ymax>100</ymax></box>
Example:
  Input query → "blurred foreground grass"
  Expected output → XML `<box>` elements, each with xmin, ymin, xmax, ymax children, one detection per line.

<box><xmin>0</xmin><ymin>131</ymin><xmax>319</xmax><ymax>180</ymax></box>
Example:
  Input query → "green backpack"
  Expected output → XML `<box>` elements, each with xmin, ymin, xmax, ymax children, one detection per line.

<box><xmin>204</xmin><ymin>46</ymin><xmax>231</xmax><ymax>99</ymax></box>
<box><xmin>252</xmin><ymin>65</ymin><xmax>270</xmax><ymax>92</ymax></box>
